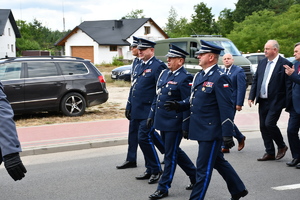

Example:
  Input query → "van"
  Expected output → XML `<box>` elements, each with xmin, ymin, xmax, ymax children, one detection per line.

<box><xmin>154</xmin><ymin>35</ymin><xmax>253</xmax><ymax>86</ymax></box>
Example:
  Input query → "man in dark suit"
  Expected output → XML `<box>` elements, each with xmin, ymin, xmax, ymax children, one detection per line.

<box><xmin>126</xmin><ymin>38</ymin><xmax>167</xmax><ymax>184</ymax></box>
<box><xmin>248</xmin><ymin>40</ymin><xmax>292</xmax><ymax>161</ymax></box>
<box><xmin>221</xmin><ymin>53</ymin><xmax>247</xmax><ymax>153</ymax></box>
<box><xmin>165</xmin><ymin>40</ymin><xmax>248</xmax><ymax>200</ymax></box>
<box><xmin>116</xmin><ymin>36</ymin><xmax>164</xmax><ymax>169</ymax></box>
<box><xmin>0</xmin><ymin>82</ymin><xmax>27</xmax><ymax>181</ymax></box>
<box><xmin>147</xmin><ymin>44</ymin><xmax>196</xmax><ymax>199</ymax></box>
<box><xmin>283</xmin><ymin>42</ymin><xmax>300</xmax><ymax>169</ymax></box>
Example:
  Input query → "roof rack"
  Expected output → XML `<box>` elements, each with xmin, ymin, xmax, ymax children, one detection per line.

<box><xmin>5</xmin><ymin>56</ymin><xmax>85</xmax><ymax>61</ymax></box>
<box><xmin>190</xmin><ymin>35</ymin><xmax>223</xmax><ymax>37</ymax></box>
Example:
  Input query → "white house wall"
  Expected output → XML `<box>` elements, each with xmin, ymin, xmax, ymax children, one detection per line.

<box><xmin>65</xmin><ymin>29</ymin><xmax>99</xmax><ymax>62</ymax></box>
<box><xmin>64</xmin><ymin>20</ymin><xmax>167</xmax><ymax>64</ymax></box>
<box><xmin>0</xmin><ymin>20</ymin><xmax>16</xmax><ymax>58</ymax></box>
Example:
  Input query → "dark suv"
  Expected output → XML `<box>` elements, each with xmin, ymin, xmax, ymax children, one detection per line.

<box><xmin>0</xmin><ymin>56</ymin><xmax>109</xmax><ymax>116</ymax></box>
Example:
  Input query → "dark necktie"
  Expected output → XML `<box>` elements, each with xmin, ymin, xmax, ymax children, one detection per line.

<box><xmin>225</xmin><ymin>68</ymin><xmax>229</xmax><ymax>74</ymax></box>
<box><xmin>200</xmin><ymin>70</ymin><xmax>205</xmax><ymax>77</ymax></box>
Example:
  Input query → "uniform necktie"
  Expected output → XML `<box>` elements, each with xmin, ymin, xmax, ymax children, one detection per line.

<box><xmin>139</xmin><ymin>62</ymin><xmax>146</xmax><ymax>74</ymax></box>
<box><xmin>260</xmin><ymin>61</ymin><xmax>273</xmax><ymax>97</ymax></box>
<box><xmin>200</xmin><ymin>70</ymin><xmax>205</xmax><ymax>77</ymax></box>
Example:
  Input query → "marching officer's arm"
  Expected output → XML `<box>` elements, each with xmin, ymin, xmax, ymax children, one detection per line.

<box><xmin>125</xmin><ymin>87</ymin><xmax>133</xmax><ymax>120</ymax></box>
<box><xmin>215</xmin><ymin>75</ymin><xmax>235</xmax><ymax>147</ymax></box>
<box><xmin>154</xmin><ymin>62</ymin><xmax>167</xmax><ymax>83</ymax></box>
<box><xmin>147</xmin><ymin>91</ymin><xmax>158</xmax><ymax>128</ymax></box>
<box><xmin>180</xmin><ymin>75</ymin><xmax>193</xmax><ymax>136</ymax></box>
<box><xmin>0</xmin><ymin>85</ymin><xmax>27</xmax><ymax>181</ymax></box>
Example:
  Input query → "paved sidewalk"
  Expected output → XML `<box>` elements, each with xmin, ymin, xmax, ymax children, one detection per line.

<box><xmin>18</xmin><ymin>111</ymin><xmax>289</xmax><ymax>157</ymax></box>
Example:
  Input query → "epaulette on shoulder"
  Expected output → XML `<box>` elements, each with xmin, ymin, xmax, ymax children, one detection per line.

<box><xmin>217</xmin><ymin>69</ymin><xmax>225</xmax><ymax>75</ymax></box>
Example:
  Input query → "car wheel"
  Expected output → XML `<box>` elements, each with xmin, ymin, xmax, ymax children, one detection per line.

<box><xmin>61</xmin><ymin>92</ymin><xmax>86</xmax><ymax>116</ymax></box>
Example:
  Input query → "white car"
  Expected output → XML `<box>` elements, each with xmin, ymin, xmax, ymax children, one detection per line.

<box><xmin>243</xmin><ymin>53</ymin><xmax>284</xmax><ymax>74</ymax></box>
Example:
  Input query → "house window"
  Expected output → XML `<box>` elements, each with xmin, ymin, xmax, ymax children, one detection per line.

<box><xmin>110</xmin><ymin>46</ymin><xmax>117</xmax><ymax>51</ymax></box>
<box><xmin>8</xmin><ymin>28</ymin><xmax>11</xmax><ymax>36</ymax></box>
<box><xmin>11</xmin><ymin>44</ymin><xmax>14</xmax><ymax>52</ymax></box>
<box><xmin>144</xmin><ymin>26</ymin><xmax>150</xmax><ymax>35</ymax></box>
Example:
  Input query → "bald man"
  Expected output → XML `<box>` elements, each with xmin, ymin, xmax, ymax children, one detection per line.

<box><xmin>222</xmin><ymin>53</ymin><xmax>247</xmax><ymax>153</ymax></box>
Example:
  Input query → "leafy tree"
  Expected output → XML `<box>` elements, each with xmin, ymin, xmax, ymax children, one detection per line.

<box><xmin>227</xmin><ymin>4</ymin><xmax>300</xmax><ymax>56</ymax></box>
<box><xmin>164</xmin><ymin>7</ymin><xmax>190</xmax><ymax>37</ymax></box>
<box><xmin>227</xmin><ymin>10</ymin><xmax>277</xmax><ymax>53</ymax></box>
<box><xmin>268</xmin><ymin>4</ymin><xmax>300</xmax><ymax>56</ymax></box>
<box><xmin>269</xmin><ymin>0</ymin><xmax>295</xmax><ymax>14</ymax></box>
<box><xmin>189</xmin><ymin>3</ymin><xmax>214</xmax><ymax>35</ymax></box>
<box><xmin>164</xmin><ymin>7</ymin><xmax>178</xmax><ymax>36</ymax></box>
<box><xmin>122</xmin><ymin>9</ymin><xmax>145</xmax><ymax>19</ymax></box>
<box><xmin>16</xmin><ymin>19</ymin><xmax>68</xmax><ymax>56</ymax></box>
<box><xmin>217</xmin><ymin>8</ymin><xmax>234</xmax><ymax>36</ymax></box>
<box><xmin>233</xmin><ymin>0</ymin><xmax>269</xmax><ymax>22</ymax></box>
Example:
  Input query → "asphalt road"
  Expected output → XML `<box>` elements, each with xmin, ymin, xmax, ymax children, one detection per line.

<box><xmin>1</xmin><ymin>129</ymin><xmax>299</xmax><ymax>200</ymax></box>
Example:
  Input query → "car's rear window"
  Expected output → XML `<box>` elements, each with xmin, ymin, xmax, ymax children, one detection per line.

<box><xmin>0</xmin><ymin>62</ymin><xmax>22</xmax><ymax>80</ymax></box>
<box><xmin>59</xmin><ymin>62</ymin><xmax>88</xmax><ymax>75</ymax></box>
<box><xmin>27</xmin><ymin>62</ymin><xmax>59</xmax><ymax>78</ymax></box>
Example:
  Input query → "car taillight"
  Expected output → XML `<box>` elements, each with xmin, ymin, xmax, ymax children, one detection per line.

<box><xmin>98</xmin><ymin>75</ymin><xmax>106</xmax><ymax>83</ymax></box>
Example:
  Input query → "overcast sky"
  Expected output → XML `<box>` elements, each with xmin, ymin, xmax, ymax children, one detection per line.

<box><xmin>2</xmin><ymin>0</ymin><xmax>238</xmax><ymax>31</ymax></box>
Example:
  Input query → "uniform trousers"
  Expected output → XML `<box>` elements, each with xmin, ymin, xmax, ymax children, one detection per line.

<box><xmin>126</xmin><ymin>119</ymin><xmax>164</xmax><ymax>162</ymax></box>
<box><xmin>190</xmin><ymin>139</ymin><xmax>246</xmax><ymax>200</ymax></box>
<box><xmin>157</xmin><ymin>130</ymin><xmax>196</xmax><ymax>192</ymax></box>
<box><xmin>287</xmin><ymin>107</ymin><xmax>300</xmax><ymax>159</ymax></box>
<box><xmin>258</xmin><ymin>98</ymin><xmax>286</xmax><ymax>155</ymax></box>
<box><xmin>134</xmin><ymin>118</ymin><xmax>162</xmax><ymax>174</ymax></box>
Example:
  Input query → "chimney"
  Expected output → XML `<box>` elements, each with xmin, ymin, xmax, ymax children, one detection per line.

<box><xmin>114</xmin><ymin>20</ymin><xmax>123</xmax><ymax>28</ymax></box>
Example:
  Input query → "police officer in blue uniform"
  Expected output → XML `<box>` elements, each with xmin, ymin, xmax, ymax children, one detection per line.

<box><xmin>117</xmin><ymin>36</ymin><xmax>164</xmax><ymax>169</ymax></box>
<box><xmin>126</xmin><ymin>38</ymin><xmax>166</xmax><ymax>183</ymax></box>
<box><xmin>0</xmin><ymin>82</ymin><xmax>27</xmax><ymax>181</ymax></box>
<box><xmin>165</xmin><ymin>40</ymin><xmax>248</xmax><ymax>200</ymax></box>
<box><xmin>147</xmin><ymin>44</ymin><xmax>196</xmax><ymax>199</ymax></box>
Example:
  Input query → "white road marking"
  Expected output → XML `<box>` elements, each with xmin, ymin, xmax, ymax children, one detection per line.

<box><xmin>272</xmin><ymin>183</ymin><xmax>300</xmax><ymax>191</ymax></box>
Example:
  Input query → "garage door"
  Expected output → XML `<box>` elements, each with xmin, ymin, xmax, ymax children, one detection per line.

<box><xmin>71</xmin><ymin>46</ymin><xmax>94</xmax><ymax>63</ymax></box>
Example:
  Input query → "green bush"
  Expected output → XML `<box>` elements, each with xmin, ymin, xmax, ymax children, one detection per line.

<box><xmin>112</xmin><ymin>56</ymin><xmax>124</xmax><ymax>66</ymax></box>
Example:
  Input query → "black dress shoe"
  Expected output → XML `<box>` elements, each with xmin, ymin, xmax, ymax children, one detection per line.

<box><xmin>286</xmin><ymin>158</ymin><xmax>300</xmax><ymax>167</ymax></box>
<box><xmin>231</xmin><ymin>189</ymin><xmax>248</xmax><ymax>200</ymax></box>
<box><xmin>186</xmin><ymin>183</ymin><xmax>194</xmax><ymax>190</ymax></box>
<box><xmin>296</xmin><ymin>163</ymin><xmax>300</xmax><ymax>169</ymax></box>
<box><xmin>257</xmin><ymin>153</ymin><xmax>275</xmax><ymax>161</ymax></box>
<box><xmin>149</xmin><ymin>190</ymin><xmax>168</xmax><ymax>199</ymax></box>
<box><xmin>116</xmin><ymin>161</ymin><xmax>137</xmax><ymax>169</ymax></box>
<box><xmin>148</xmin><ymin>171</ymin><xmax>162</xmax><ymax>184</ymax></box>
<box><xmin>136</xmin><ymin>172</ymin><xmax>151</xmax><ymax>180</ymax></box>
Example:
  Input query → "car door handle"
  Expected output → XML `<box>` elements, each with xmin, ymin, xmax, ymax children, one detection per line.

<box><xmin>12</xmin><ymin>85</ymin><xmax>22</xmax><ymax>89</ymax></box>
<box><xmin>54</xmin><ymin>82</ymin><xmax>63</xmax><ymax>86</ymax></box>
